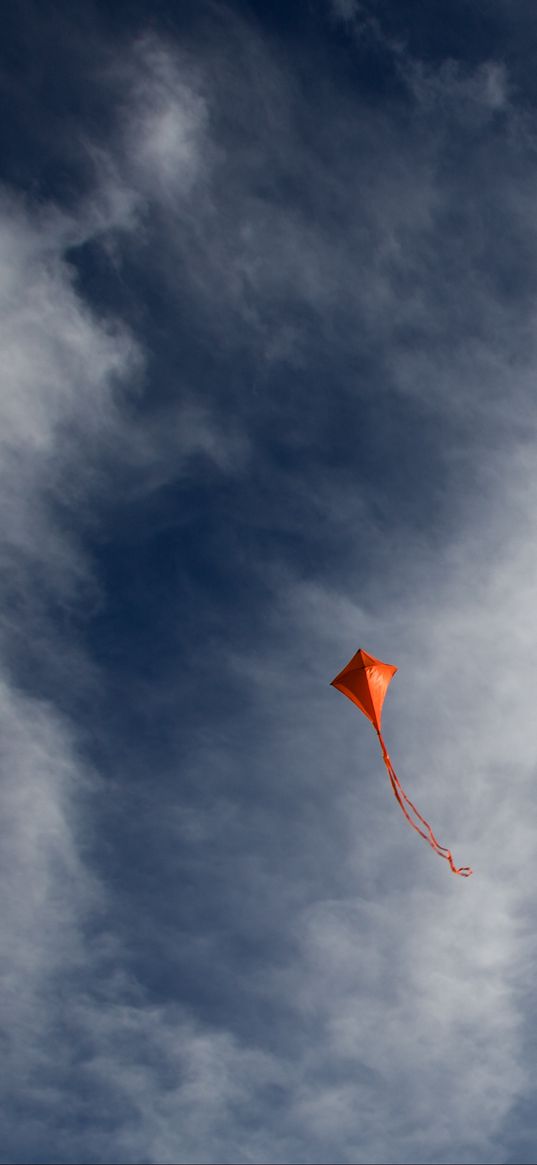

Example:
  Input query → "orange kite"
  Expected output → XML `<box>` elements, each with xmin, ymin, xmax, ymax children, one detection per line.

<box><xmin>331</xmin><ymin>648</ymin><xmax>472</xmax><ymax>877</ymax></box>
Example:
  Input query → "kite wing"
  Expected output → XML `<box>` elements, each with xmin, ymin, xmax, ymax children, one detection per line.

<box><xmin>331</xmin><ymin>647</ymin><xmax>472</xmax><ymax>878</ymax></box>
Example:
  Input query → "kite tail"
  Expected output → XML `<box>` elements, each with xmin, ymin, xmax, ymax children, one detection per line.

<box><xmin>376</xmin><ymin>731</ymin><xmax>472</xmax><ymax>877</ymax></box>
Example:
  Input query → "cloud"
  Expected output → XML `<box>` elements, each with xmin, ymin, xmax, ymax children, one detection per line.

<box><xmin>118</xmin><ymin>35</ymin><xmax>209</xmax><ymax>203</ymax></box>
<box><xmin>0</xmin><ymin>42</ymin><xmax>254</xmax><ymax>1162</ymax></box>
<box><xmin>407</xmin><ymin>57</ymin><xmax>510</xmax><ymax>113</ymax></box>
<box><xmin>0</xmin><ymin>192</ymin><xmax>139</xmax><ymax>601</ymax></box>
<box><xmin>213</xmin><ymin>434</ymin><xmax>537</xmax><ymax>1163</ymax></box>
<box><xmin>329</xmin><ymin>0</ymin><xmax>362</xmax><ymax>21</ymax></box>
<box><xmin>4</xmin><ymin>9</ymin><xmax>537</xmax><ymax>1165</ymax></box>
<box><xmin>96</xmin><ymin>17</ymin><xmax>530</xmax><ymax>456</ymax></box>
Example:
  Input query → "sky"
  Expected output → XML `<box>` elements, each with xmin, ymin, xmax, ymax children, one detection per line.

<box><xmin>3</xmin><ymin>1</ymin><xmax>537</xmax><ymax>1162</ymax></box>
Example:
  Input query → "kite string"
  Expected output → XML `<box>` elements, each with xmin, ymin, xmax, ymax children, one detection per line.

<box><xmin>376</xmin><ymin>731</ymin><xmax>473</xmax><ymax>877</ymax></box>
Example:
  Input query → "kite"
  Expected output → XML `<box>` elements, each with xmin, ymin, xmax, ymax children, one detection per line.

<box><xmin>330</xmin><ymin>648</ymin><xmax>472</xmax><ymax>877</ymax></box>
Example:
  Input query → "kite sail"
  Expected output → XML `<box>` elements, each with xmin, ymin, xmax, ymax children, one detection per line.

<box><xmin>330</xmin><ymin>648</ymin><xmax>472</xmax><ymax>877</ymax></box>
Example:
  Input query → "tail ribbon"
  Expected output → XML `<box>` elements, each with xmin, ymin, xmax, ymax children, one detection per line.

<box><xmin>376</xmin><ymin>731</ymin><xmax>472</xmax><ymax>877</ymax></box>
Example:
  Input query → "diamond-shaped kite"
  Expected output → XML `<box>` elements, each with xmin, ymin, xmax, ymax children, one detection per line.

<box><xmin>331</xmin><ymin>648</ymin><xmax>472</xmax><ymax>877</ymax></box>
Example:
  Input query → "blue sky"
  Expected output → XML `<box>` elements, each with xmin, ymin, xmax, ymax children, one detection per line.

<box><xmin>3</xmin><ymin>2</ymin><xmax>537</xmax><ymax>1162</ymax></box>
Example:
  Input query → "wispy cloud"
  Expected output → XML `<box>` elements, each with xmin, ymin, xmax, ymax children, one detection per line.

<box><xmin>4</xmin><ymin>5</ymin><xmax>537</xmax><ymax>1164</ymax></box>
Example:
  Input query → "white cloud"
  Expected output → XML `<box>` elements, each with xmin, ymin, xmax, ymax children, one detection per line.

<box><xmin>257</xmin><ymin>439</ymin><xmax>537</xmax><ymax>1162</ymax></box>
<box><xmin>4</xmin><ymin>20</ymin><xmax>537</xmax><ymax>1165</ymax></box>
<box><xmin>0</xmin><ymin>63</ymin><xmax>252</xmax><ymax>1158</ymax></box>
<box><xmin>83</xmin><ymin>36</ymin><xmax>537</xmax><ymax>1157</ymax></box>
<box><xmin>0</xmin><ymin>192</ymin><xmax>141</xmax><ymax>601</ymax></box>
<box><xmin>118</xmin><ymin>34</ymin><xmax>209</xmax><ymax>202</ymax></box>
